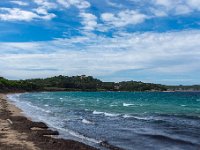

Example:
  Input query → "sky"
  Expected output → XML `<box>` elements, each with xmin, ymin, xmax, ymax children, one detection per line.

<box><xmin>0</xmin><ymin>0</ymin><xmax>200</xmax><ymax>85</ymax></box>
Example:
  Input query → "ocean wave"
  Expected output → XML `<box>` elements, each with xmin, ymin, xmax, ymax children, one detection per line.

<box><xmin>132</xmin><ymin>116</ymin><xmax>153</xmax><ymax>121</ymax></box>
<box><xmin>123</xmin><ymin>103</ymin><xmax>135</xmax><ymax>107</ymax></box>
<box><xmin>123</xmin><ymin>114</ymin><xmax>160</xmax><ymax>121</ymax></box>
<box><xmin>82</xmin><ymin>119</ymin><xmax>95</xmax><ymax>125</ymax></box>
<box><xmin>110</xmin><ymin>104</ymin><xmax>118</xmax><ymax>107</ymax></box>
<box><xmin>104</xmin><ymin>112</ymin><xmax>119</xmax><ymax>117</ymax></box>
<box><xmin>92</xmin><ymin>111</ymin><xmax>119</xmax><ymax>117</ymax></box>
<box><xmin>55</xmin><ymin>126</ymin><xmax>101</xmax><ymax>144</ymax></box>
<box><xmin>123</xmin><ymin>114</ymin><xmax>132</xmax><ymax>118</ymax></box>
<box><xmin>7</xmin><ymin>94</ymin><xmax>22</xmax><ymax>101</ymax></box>
<box><xmin>141</xmin><ymin>133</ymin><xmax>197</xmax><ymax>146</ymax></box>
<box><xmin>92</xmin><ymin>110</ymin><xmax>104</xmax><ymax>115</ymax></box>
<box><xmin>25</xmin><ymin>103</ymin><xmax>53</xmax><ymax>114</ymax></box>
<box><xmin>8</xmin><ymin>95</ymin><xmax>51</xmax><ymax>115</ymax></box>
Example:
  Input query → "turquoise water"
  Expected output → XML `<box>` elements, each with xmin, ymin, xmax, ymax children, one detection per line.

<box><xmin>8</xmin><ymin>92</ymin><xmax>200</xmax><ymax>150</ymax></box>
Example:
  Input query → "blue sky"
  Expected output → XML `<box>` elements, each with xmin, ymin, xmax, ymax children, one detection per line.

<box><xmin>0</xmin><ymin>0</ymin><xmax>200</xmax><ymax>85</ymax></box>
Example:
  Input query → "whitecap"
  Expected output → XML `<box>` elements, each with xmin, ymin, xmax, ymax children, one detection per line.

<box><xmin>110</xmin><ymin>104</ymin><xmax>118</xmax><ymax>107</ymax></box>
<box><xmin>45</xmin><ymin>110</ymin><xmax>51</xmax><ymax>113</ymax></box>
<box><xmin>92</xmin><ymin>110</ymin><xmax>104</xmax><ymax>115</ymax></box>
<box><xmin>132</xmin><ymin>116</ymin><xmax>153</xmax><ymax>121</ymax></box>
<box><xmin>59</xmin><ymin>127</ymin><xmax>101</xmax><ymax>144</ymax></box>
<box><xmin>104</xmin><ymin>112</ymin><xmax>119</xmax><ymax>117</ymax></box>
<box><xmin>93</xmin><ymin>110</ymin><xmax>119</xmax><ymax>117</ymax></box>
<box><xmin>44</xmin><ymin>104</ymin><xmax>49</xmax><ymax>107</ymax></box>
<box><xmin>25</xmin><ymin>103</ymin><xmax>52</xmax><ymax>114</ymax></box>
<box><xmin>123</xmin><ymin>114</ymin><xmax>132</xmax><ymax>118</ymax></box>
<box><xmin>181</xmin><ymin>105</ymin><xmax>186</xmax><ymax>107</ymax></box>
<box><xmin>123</xmin><ymin>103</ymin><xmax>135</xmax><ymax>107</ymax></box>
<box><xmin>82</xmin><ymin>119</ymin><xmax>94</xmax><ymax>124</ymax></box>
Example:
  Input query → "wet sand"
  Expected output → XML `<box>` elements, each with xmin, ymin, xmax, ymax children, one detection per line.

<box><xmin>0</xmin><ymin>94</ymin><xmax>98</xmax><ymax>150</ymax></box>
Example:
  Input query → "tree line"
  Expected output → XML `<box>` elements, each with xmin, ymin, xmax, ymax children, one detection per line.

<box><xmin>0</xmin><ymin>75</ymin><xmax>167</xmax><ymax>92</ymax></box>
<box><xmin>1</xmin><ymin>75</ymin><xmax>199</xmax><ymax>92</ymax></box>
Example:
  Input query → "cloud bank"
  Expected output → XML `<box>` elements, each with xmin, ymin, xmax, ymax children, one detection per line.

<box><xmin>0</xmin><ymin>30</ymin><xmax>200</xmax><ymax>84</ymax></box>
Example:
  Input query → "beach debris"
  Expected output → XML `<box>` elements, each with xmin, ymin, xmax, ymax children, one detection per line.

<box><xmin>6</xmin><ymin>119</ymin><xmax>13</xmax><ymax>125</ymax></box>
<box><xmin>1</xmin><ymin>128</ymin><xmax>9</xmax><ymax>131</ymax></box>
<box><xmin>31</xmin><ymin>127</ymin><xmax>45</xmax><ymax>131</ymax></box>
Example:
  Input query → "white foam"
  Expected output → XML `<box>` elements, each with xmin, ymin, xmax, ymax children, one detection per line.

<box><xmin>181</xmin><ymin>105</ymin><xmax>186</xmax><ymax>107</ymax></box>
<box><xmin>93</xmin><ymin>111</ymin><xmax>119</xmax><ymax>117</ymax></box>
<box><xmin>54</xmin><ymin>126</ymin><xmax>101</xmax><ymax>144</ymax></box>
<box><xmin>7</xmin><ymin>94</ymin><xmax>21</xmax><ymax>102</ymax></box>
<box><xmin>82</xmin><ymin>119</ymin><xmax>94</xmax><ymax>124</ymax></box>
<box><xmin>92</xmin><ymin>110</ymin><xmax>104</xmax><ymax>115</ymax></box>
<box><xmin>132</xmin><ymin>116</ymin><xmax>153</xmax><ymax>121</ymax></box>
<box><xmin>110</xmin><ymin>104</ymin><xmax>118</xmax><ymax>107</ymax></box>
<box><xmin>44</xmin><ymin>104</ymin><xmax>49</xmax><ymax>107</ymax></box>
<box><xmin>45</xmin><ymin>110</ymin><xmax>51</xmax><ymax>113</ymax></box>
<box><xmin>123</xmin><ymin>114</ymin><xmax>132</xmax><ymax>118</ymax></box>
<box><xmin>123</xmin><ymin>103</ymin><xmax>135</xmax><ymax>107</ymax></box>
<box><xmin>104</xmin><ymin>112</ymin><xmax>119</xmax><ymax>117</ymax></box>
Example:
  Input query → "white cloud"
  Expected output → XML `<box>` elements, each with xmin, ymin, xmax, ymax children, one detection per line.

<box><xmin>56</xmin><ymin>0</ymin><xmax>71</xmax><ymax>8</ymax></box>
<box><xmin>106</xmin><ymin>0</ymin><xmax>123</xmax><ymax>8</ymax></box>
<box><xmin>0</xmin><ymin>8</ymin><xmax>39</xmax><ymax>21</ymax></box>
<box><xmin>186</xmin><ymin>0</ymin><xmax>200</xmax><ymax>10</ymax></box>
<box><xmin>10</xmin><ymin>1</ymin><xmax>29</xmax><ymax>6</ymax></box>
<box><xmin>153</xmin><ymin>0</ymin><xmax>173</xmax><ymax>8</ymax></box>
<box><xmin>150</xmin><ymin>8</ymin><xmax>167</xmax><ymax>17</ymax></box>
<box><xmin>56</xmin><ymin>0</ymin><xmax>93</xmax><ymax>31</ymax></box>
<box><xmin>80</xmin><ymin>12</ymin><xmax>97</xmax><ymax>31</ymax></box>
<box><xmin>33</xmin><ymin>7</ymin><xmax>49</xmax><ymax>15</ymax></box>
<box><xmin>57</xmin><ymin>0</ymin><xmax>91</xmax><ymax>9</ymax></box>
<box><xmin>1</xmin><ymin>30</ymin><xmax>200</xmax><ymax>80</ymax></box>
<box><xmin>33</xmin><ymin>0</ymin><xmax>56</xmax><ymax>9</ymax></box>
<box><xmin>152</xmin><ymin>0</ymin><xmax>200</xmax><ymax>16</ymax></box>
<box><xmin>175</xmin><ymin>5</ymin><xmax>191</xmax><ymax>15</ymax></box>
<box><xmin>101</xmin><ymin>10</ymin><xmax>147</xmax><ymax>27</ymax></box>
<box><xmin>76</xmin><ymin>1</ymin><xmax>91</xmax><ymax>9</ymax></box>
<box><xmin>0</xmin><ymin>7</ymin><xmax>55</xmax><ymax>21</ymax></box>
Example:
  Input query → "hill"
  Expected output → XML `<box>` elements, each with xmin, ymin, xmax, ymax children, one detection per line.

<box><xmin>0</xmin><ymin>75</ymin><xmax>167</xmax><ymax>92</ymax></box>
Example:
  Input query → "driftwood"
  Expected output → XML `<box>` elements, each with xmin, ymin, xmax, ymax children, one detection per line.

<box><xmin>6</xmin><ymin>119</ymin><xmax>13</xmax><ymax>125</ymax></box>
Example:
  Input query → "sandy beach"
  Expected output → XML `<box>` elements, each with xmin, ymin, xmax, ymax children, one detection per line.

<box><xmin>0</xmin><ymin>94</ymin><xmax>98</xmax><ymax>150</ymax></box>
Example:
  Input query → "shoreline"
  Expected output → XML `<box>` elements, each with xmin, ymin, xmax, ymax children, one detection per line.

<box><xmin>0</xmin><ymin>93</ymin><xmax>99</xmax><ymax>150</ymax></box>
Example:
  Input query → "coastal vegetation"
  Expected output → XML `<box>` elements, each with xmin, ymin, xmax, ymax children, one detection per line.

<box><xmin>1</xmin><ymin>75</ymin><xmax>199</xmax><ymax>92</ymax></box>
<box><xmin>0</xmin><ymin>77</ymin><xmax>39</xmax><ymax>92</ymax></box>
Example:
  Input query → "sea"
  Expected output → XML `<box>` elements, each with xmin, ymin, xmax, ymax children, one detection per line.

<box><xmin>8</xmin><ymin>92</ymin><xmax>200</xmax><ymax>150</ymax></box>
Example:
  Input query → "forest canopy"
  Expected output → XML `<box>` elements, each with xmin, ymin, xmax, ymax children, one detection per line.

<box><xmin>1</xmin><ymin>75</ymin><xmax>199</xmax><ymax>92</ymax></box>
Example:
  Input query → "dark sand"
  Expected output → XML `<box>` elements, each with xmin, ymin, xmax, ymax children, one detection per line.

<box><xmin>0</xmin><ymin>94</ymin><xmax>99</xmax><ymax>150</ymax></box>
